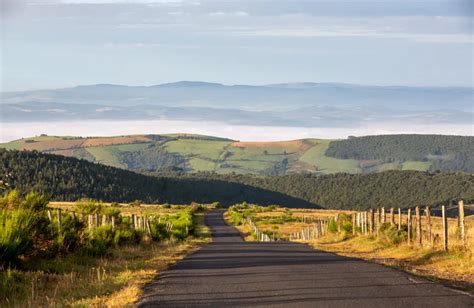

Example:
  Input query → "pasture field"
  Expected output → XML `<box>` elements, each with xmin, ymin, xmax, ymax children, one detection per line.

<box><xmin>1</xmin><ymin>197</ymin><xmax>213</xmax><ymax>307</ymax></box>
<box><xmin>226</xmin><ymin>204</ymin><xmax>474</xmax><ymax>291</ymax></box>
<box><xmin>0</xmin><ymin>134</ymin><xmax>435</xmax><ymax>175</ymax></box>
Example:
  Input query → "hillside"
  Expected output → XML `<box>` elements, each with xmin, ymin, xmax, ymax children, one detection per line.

<box><xmin>1</xmin><ymin>149</ymin><xmax>473</xmax><ymax>209</ymax></box>
<box><xmin>1</xmin><ymin>134</ymin><xmax>472</xmax><ymax>175</ymax></box>
<box><xmin>326</xmin><ymin>135</ymin><xmax>474</xmax><ymax>173</ymax></box>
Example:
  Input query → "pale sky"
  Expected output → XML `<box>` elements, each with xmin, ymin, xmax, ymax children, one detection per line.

<box><xmin>1</xmin><ymin>0</ymin><xmax>473</xmax><ymax>91</ymax></box>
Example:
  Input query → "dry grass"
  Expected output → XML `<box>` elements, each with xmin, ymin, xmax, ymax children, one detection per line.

<box><xmin>228</xmin><ymin>207</ymin><xmax>474</xmax><ymax>291</ymax></box>
<box><xmin>309</xmin><ymin>235</ymin><xmax>473</xmax><ymax>292</ymax></box>
<box><xmin>82</xmin><ymin>136</ymin><xmax>151</xmax><ymax>147</ymax></box>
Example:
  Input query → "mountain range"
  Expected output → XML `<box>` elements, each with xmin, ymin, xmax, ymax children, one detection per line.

<box><xmin>1</xmin><ymin>82</ymin><xmax>472</xmax><ymax>127</ymax></box>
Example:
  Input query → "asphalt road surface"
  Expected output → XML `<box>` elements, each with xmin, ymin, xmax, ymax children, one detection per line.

<box><xmin>138</xmin><ymin>210</ymin><xmax>473</xmax><ymax>307</ymax></box>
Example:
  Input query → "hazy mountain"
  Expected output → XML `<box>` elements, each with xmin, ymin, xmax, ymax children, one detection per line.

<box><xmin>1</xmin><ymin>81</ymin><xmax>473</xmax><ymax>127</ymax></box>
<box><xmin>2</xmin><ymin>82</ymin><xmax>472</xmax><ymax>111</ymax></box>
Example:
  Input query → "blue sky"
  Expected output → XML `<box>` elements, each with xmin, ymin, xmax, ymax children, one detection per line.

<box><xmin>1</xmin><ymin>0</ymin><xmax>473</xmax><ymax>91</ymax></box>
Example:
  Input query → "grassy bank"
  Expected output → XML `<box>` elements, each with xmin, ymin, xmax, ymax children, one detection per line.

<box><xmin>1</xmin><ymin>199</ymin><xmax>212</xmax><ymax>307</ymax></box>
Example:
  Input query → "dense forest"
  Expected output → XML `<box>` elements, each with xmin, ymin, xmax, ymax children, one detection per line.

<box><xmin>325</xmin><ymin>134</ymin><xmax>474</xmax><ymax>173</ymax></box>
<box><xmin>1</xmin><ymin>149</ymin><xmax>472</xmax><ymax>209</ymax></box>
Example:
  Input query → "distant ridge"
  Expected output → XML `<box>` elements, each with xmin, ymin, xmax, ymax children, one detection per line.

<box><xmin>1</xmin><ymin>134</ymin><xmax>472</xmax><ymax>175</ymax></box>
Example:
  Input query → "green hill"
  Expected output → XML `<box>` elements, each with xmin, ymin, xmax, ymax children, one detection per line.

<box><xmin>0</xmin><ymin>134</ymin><xmax>472</xmax><ymax>175</ymax></box>
<box><xmin>1</xmin><ymin>149</ymin><xmax>472</xmax><ymax>209</ymax></box>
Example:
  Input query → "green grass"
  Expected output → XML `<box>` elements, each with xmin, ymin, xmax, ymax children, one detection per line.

<box><xmin>0</xmin><ymin>140</ymin><xmax>23</xmax><ymax>150</ymax></box>
<box><xmin>402</xmin><ymin>161</ymin><xmax>432</xmax><ymax>171</ymax></box>
<box><xmin>164</xmin><ymin>139</ymin><xmax>231</xmax><ymax>160</ymax></box>
<box><xmin>84</xmin><ymin>144</ymin><xmax>150</xmax><ymax>168</ymax></box>
<box><xmin>187</xmin><ymin>158</ymin><xmax>217</xmax><ymax>172</ymax></box>
<box><xmin>85</xmin><ymin>147</ymin><xmax>125</xmax><ymax>168</ymax></box>
<box><xmin>299</xmin><ymin>140</ymin><xmax>361</xmax><ymax>174</ymax></box>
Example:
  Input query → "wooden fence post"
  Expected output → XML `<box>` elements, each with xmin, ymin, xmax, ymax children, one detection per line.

<box><xmin>47</xmin><ymin>209</ymin><xmax>54</xmax><ymax>235</ymax></box>
<box><xmin>442</xmin><ymin>205</ymin><xmax>448</xmax><ymax>251</ymax></box>
<box><xmin>356</xmin><ymin>212</ymin><xmax>361</xmax><ymax>230</ymax></box>
<box><xmin>390</xmin><ymin>208</ymin><xmax>394</xmax><ymax>225</ymax></box>
<box><xmin>364</xmin><ymin>211</ymin><xmax>368</xmax><ymax>235</ymax></box>
<box><xmin>397</xmin><ymin>208</ymin><xmax>401</xmax><ymax>230</ymax></box>
<box><xmin>57</xmin><ymin>208</ymin><xmax>62</xmax><ymax>235</ymax></box>
<box><xmin>425</xmin><ymin>206</ymin><xmax>432</xmax><ymax>245</ymax></box>
<box><xmin>131</xmin><ymin>214</ymin><xmax>136</xmax><ymax>229</ymax></box>
<box><xmin>407</xmin><ymin>208</ymin><xmax>412</xmax><ymax>245</ymax></box>
<box><xmin>381</xmin><ymin>207</ymin><xmax>386</xmax><ymax>223</ymax></box>
<box><xmin>352</xmin><ymin>214</ymin><xmax>356</xmax><ymax>235</ymax></box>
<box><xmin>111</xmin><ymin>216</ymin><xmax>115</xmax><ymax>232</ymax></box>
<box><xmin>415</xmin><ymin>206</ymin><xmax>422</xmax><ymax>246</ymax></box>
<box><xmin>369</xmin><ymin>209</ymin><xmax>374</xmax><ymax>235</ymax></box>
<box><xmin>459</xmin><ymin>200</ymin><xmax>465</xmax><ymax>247</ymax></box>
<box><xmin>376</xmin><ymin>208</ymin><xmax>381</xmax><ymax>236</ymax></box>
<box><xmin>88</xmin><ymin>215</ymin><xmax>93</xmax><ymax>230</ymax></box>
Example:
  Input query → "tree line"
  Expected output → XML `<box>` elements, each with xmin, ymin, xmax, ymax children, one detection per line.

<box><xmin>1</xmin><ymin>149</ymin><xmax>472</xmax><ymax>210</ymax></box>
<box><xmin>325</xmin><ymin>134</ymin><xmax>474</xmax><ymax>173</ymax></box>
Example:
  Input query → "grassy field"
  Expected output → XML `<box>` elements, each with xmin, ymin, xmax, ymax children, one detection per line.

<box><xmin>298</xmin><ymin>139</ymin><xmax>361</xmax><ymax>174</ymax></box>
<box><xmin>0</xmin><ymin>134</ymin><xmax>435</xmax><ymax>175</ymax></box>
<box><xmin>1</xmin><ymin>201</ymin><xmax>212</xmax><ymax>307</ymax></box>
<box><xmin>226</xmin><ymin>205</ymin><xmax>474</xmax><ymax>291</ymax></box>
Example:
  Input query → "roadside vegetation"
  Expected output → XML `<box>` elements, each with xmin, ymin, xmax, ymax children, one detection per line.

<box><xmin>226</xmin><ymin>203</ymin><xmax>474</xmax><ymax>291</ymax></box>
<box><xmin>0</xmin><ymin>191</ymin><xmax>214</xmax><ymax>306</ymax></box>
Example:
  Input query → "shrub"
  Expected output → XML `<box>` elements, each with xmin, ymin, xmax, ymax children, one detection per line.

<box><xmin>55</xmin><ymin>214</ymin><xmax>83</xmax><ymax>252</ymax></box>
<box><xmin>0</xmin><ymin>209</ymin><xmax>37</xmax><ymax>265</ymax></box>
<box><xmin>0</xmin><ymin>191</ymin><xmax>49</xmax><ymax>265</ymax></box>
<box><xmin>379</xmin><ymin>223</ymin><xmax>407</xmax><ymax>245</ymax></box>
<box><xmin>113</xmin><ymin>228</ymin><xmax>141</xmax><ymax>246</ymax></box>
<box><xmin>328</xmin><ymin>218</ymin><xmax>338</xmax><ymax>233</ymax></box>
<box><xmin>80</xmin><ymin>225</ymin><xmax>114</xmax><ymax>256</ymax></box>
<box><xmin>76</xmin><ymin>199</ymin><xmax>102</xmax><ymax>215</ymax></box>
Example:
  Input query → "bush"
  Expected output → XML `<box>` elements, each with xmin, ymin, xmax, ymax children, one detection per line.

<box><xmin>113</xmin><ymin>228</ymin><xmax>141</xmax><ymax>246</ymax></box>
<box><xmin>0</xmin><ymin>191</ymin><xmax>49</xmax><ymax>265</ymax></box>
<box><xmin>76</xmin><ymin>199</ymin><xmax>102</xmax><ymax>215</ymax></box>
<box><xmin>0</xmin><ymin>209</ymin><xmax>38</xmax><ymax>265</ymax></box>
<box><xmin>379</xmin><ymin>223</ymin><xmax>407</xmax><ymax>245</ymax></box>
<box><xmin>80</xmin><ymin>225</ymin><xmax>114</xmax><ymax>256</ymax></box>
<box><xmin>328</xmin><ymin>218</ymin><xmax>338</xmax><ymax>233</ymax></box>
<box><xmin>55</xmin><ymin>214</ymin><xmax>83</xmax><ymax>252</ymax></box>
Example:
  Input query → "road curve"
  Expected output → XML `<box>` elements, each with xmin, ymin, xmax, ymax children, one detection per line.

<box><xmin>138</xmin><ymin>210</ymin><xmax>473</xmax><ymax>307</ymax></box>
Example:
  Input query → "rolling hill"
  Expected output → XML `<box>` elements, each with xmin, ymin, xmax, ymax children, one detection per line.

<box><xmin>1</xmin><ymin>149</ymin><xmax>472</xmax><ymax>209</ymax></box>
<box><xmin>0</xmin><ymin>134</ymin><xmax>472</xmax><ymax>175</ymax></box>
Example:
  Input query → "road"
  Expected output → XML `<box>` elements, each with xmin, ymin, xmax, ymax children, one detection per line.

<box><xmin>138</xmin><ymin>210</ymin><xmax>473</xmax><ymax>307</ymax></box>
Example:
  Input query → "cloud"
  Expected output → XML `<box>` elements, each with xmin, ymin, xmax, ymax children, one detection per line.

<box><xmin>239</xmin><ymin>28</ymin><xmax>472</xmax><ymax>44</ymax></box>
<box><xmin>29</xmin><ymin>0</ymin><xmax>199</xmax><ymax>4</ymax></box>
<box><xmin>208</xmin><ymin>11</ymin><xmax>249</xmax><ymax>17</ymax></box>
